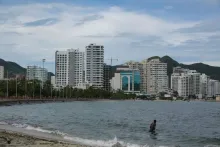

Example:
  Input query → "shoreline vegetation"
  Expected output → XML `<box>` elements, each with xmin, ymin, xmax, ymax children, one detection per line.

<box><xmin>0</xmin><ymin>79</ymin><xmax>136</xmax><ymax>100</ymax></box>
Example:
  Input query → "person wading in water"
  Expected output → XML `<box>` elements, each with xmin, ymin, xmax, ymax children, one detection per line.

<box><xmin>149</xmin><ymin>120</ymin><xmax>157</xmax><ymax>133</ymax></box>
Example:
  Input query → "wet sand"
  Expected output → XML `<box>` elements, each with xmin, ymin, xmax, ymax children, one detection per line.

<box><xmin>0</xmin><ymin>131</ymin><xmax>90</xmax><ymax>147</ymax></box>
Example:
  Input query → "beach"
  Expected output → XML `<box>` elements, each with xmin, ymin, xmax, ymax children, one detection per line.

<box><xmin>0</xmin><ymin>130</ymin><xmax>89</xmax><ymax>147</ymax></box>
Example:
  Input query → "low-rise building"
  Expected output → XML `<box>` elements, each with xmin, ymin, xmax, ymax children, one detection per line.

<box><xmin>26</xmin><ymin>66</ymin><xmax>48</xmax><ymax>82</ymax></box>
<box><xmin>111</xmin><ymin>68</ymin><xmax>141</xmax><ymax>93</ymax></box>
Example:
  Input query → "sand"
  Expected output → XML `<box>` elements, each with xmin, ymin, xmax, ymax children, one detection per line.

<box><xmin>0</xmin><ymin>131</ymin><xmax>90</xmax><ymax>147</ymax></box>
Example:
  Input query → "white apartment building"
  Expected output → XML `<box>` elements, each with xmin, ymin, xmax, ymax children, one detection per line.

<box><xmin>207</xmin><ymin>79</ymin><xmax>220</xmax><ymax>97</ymax></box>
<box><xmin>146</xmin><ymin>59</ymin><xmax>168</xmax><ymax>94</ymax></box>
<box><xmin>171</xmin><ymin>68</ymin><xmax>202</xmax><ymax>98</ymax></box>
<box><xmin>85</xmin><ymin>44</ymin><xmax>104</xmax><ymax>88</ymax></box>
<box><xmin>55</xmin><ymin>49</ymin><xmax>84</xmax><ymax>87</ymax></box>
<box><xmin>171</xmin><ymin>73</ymin><xmax>191</xmax><ymax>98</ymax></box>
<box><xmin>200</xmin><ymin>74</ymin><xmax>209</xmax><ymax>98</ymax></box>
<box><xmin>0</xmin><ymin>66</ymin><xmax>4</xmax><ymax>80</ymax></box>
<box><xmin>26</xmin><ymin>66</ymin><xmax>48</xmax><ymax>82</ymax></box>
<box><xmin>188</xmin><ymin>70</ymin><xmax>201</xmax><ymax>96</ymax></box>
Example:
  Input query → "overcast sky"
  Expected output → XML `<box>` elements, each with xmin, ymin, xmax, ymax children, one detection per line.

<box><xmin>0</xmin><ymin>0</ymin><xmax>220</xmax><ymax>72</ymax></box>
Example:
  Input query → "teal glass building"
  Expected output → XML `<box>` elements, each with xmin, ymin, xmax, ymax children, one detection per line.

<box><xmin>121</xmin><ymin>70</ymin><xmax>141</xmax><ymax>92</ymax></box>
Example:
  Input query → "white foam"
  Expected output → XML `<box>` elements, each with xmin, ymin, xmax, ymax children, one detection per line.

<box><xmin>25</xmin><ymin>125</ymin><xmax>67</xmax><ymax>136</ymax></box>
<box><xmin>7</xmin><ymin>123</ymin><xmax>173</xmax><ymax>147</ymax></box>
<box><xmin>64</xmin><ymin>136</ymin><xmax>148</xmax><ymax>147</ymax></box>
<box><xmin>0</xmin><ymin>121</ymin><xmax>8</xmax><ymax>125</ymax></box>
<box><xmin>12</xmin><ymin>123</ymin><xmax>28</xmax><ymax>128</ymax></box>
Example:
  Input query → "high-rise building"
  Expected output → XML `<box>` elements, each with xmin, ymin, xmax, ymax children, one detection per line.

<box><xmin>26</xmin><ymin>66</ymin><xmax>48</xmax><ymax>82</ymax></box>
<box><xmin>85</xmin><ymin>44</ymin><xmax>104</xmax><ymax>88</ymax></box>
<box><xmin>171</xmin><ymin>68</ymin><xmax>202</xmax><ymax>98</ymax></box>
<box><xmin>146</xmin><ymin>59</ymin><xmax>168</xmax><ymax>94</ymax></box>
<box><xmin>208</xmin><ymin>79</ymin><xmax>220</xmax><ymax>97</ymax></box>
<box><xmin>173</xmin><ymin>66</ymin><xmax>189</xmax><ymax>74</ymax></box>
<box><xmin>188</xmin><ymin>70</ymin><xmax>201</xmax><ymax>96</ymax></box>
<box><xmin>200</xmin><ymin>74</ymin><xmax>209</xmax><ymax>98</ymax></box>
<box><xmin>171</xmin><ymin>73</ymin><xmax>191</xmax><ymax>97</ymax></box>
<box><xmin>0</xmin><ymin>66</ymin><xmax>4</xmax><ymax>80</ymax></box>
<box><xmin>55</xmin><ymin>49</ymin><xmax>84</xmax><ymax>87</ymax></box>
<box><xmin>103</xmin><ymin>64</ymin><xmax>111</xmax><ymax>91</ymax></box>
<box><xmin>111</xmin><ymin>68</ymin><xmax>141</xmax><ymax>93</ymax></box>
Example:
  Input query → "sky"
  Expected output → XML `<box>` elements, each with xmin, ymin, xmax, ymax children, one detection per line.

<box><xmin>0</xmin><ymin>0</ymin><xmax>220</xmax><ymax>72</ymax></box>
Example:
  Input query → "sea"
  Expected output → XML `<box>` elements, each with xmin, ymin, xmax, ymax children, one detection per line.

<box><xmin>0</xmin><ymin>100</ymin><xmax>219</xmax><ymax>147</ymax></box>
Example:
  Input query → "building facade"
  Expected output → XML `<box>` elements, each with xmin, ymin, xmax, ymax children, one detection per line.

<box><xmin>200</xmin><ymin>74</ymin><xmax>209</xmax><ymax>98</ymax></box>
<box><xmin>103</xmin><ymin>64</ymin><xmax>111</xmax><ymax>91</ymax></box>
<box><xmin>0</xmin><ymin>66</ymin><xmax>4</xmax><ymax>80</ymax></box>
<box><xmin>207</xmin><ymin>79</ymin><xmax>220</xmax><ymax>97</ymax></box>
<box><xmin>171</xmin><ymin>68</ymin><xmax>207</xmax><ymax>98</ymax></box>
<box><xmin>188</xmin><ymin>70</ymin><xmax>201</xmax><ymax>96</ymax></box>
<box><xmin>55</xmin><ymin>49</ymin><xmax>84</xmax><ymax>87</ymax></box>
<box><xmin>171</xmin><ymin>73</ymin><xmax>191</xmax><ymax>98</ymax></box>
<box><xmin>85</xmin><ymin>44</ymin><xmax>104</xmax><ymax>88</ymax></box>
<box><xmin>111</xmin><ymin>68</ymin><xmax>141</xmax><ymax>93</ymax></box>
<box><xmin>146</xmin><ymin>59</ymin><xmax>168</xmax><ymax>94</ymax></box>
<box><xmin>26</xmin><ymin>66</ymin><xmax>48</xmax><ymax>82</ymax></box>
<box><xmin>125</xmin><ymin>61</ymin><xmax>144</xmax><ymax>92</ymax></box>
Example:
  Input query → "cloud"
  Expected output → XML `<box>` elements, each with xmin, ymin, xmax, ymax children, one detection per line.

<box><xmin>0</xmin><ymin>2</ymin><xmax>219</xmax><ymax>72</ymax></box>
<box><xmin>177</xmin><ymin>19</ymin><xmax>220</xmax><ymax>33</ymax></box>
<box><xmin>74</xmin><ymin>14</ymin><xmax>104</xmax><ymax>26</ymax></box>
<box><xmin>24</xmin><ymin>18</ymin><xmax>59</xmax><ymax>27</ymax></box>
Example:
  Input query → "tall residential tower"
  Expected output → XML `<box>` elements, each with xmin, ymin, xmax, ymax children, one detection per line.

<box><xmin>55</xmin><ymin>49</ymin><xmax>84</xmax><ymax>87</ymax></box>
<box><xmin>85</xmin><ymin>44</ymin><xmax>104</xmax><ymax>88</ymax></box>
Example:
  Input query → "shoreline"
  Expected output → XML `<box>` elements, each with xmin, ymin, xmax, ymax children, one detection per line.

<box><xmin>0</xmin><ymin>98</ymin><xmax>113</xmax><ymax>107</ymax></box>
<box><xmin>0</xmin><ymin>124</ymin><xmax>91</xmax><ymax>147</ymax></box>
<box><xmin>0</xmin><ymin>131</ymin><xmax>89</xmax><ymax>147</ymax></box>
<box><xmin>0</xmin><ymin>98</ymin><xmax>218</xmax><ymax>107</ymax></box>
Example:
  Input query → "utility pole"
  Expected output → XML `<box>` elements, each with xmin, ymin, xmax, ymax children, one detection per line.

<box><xmin>66</xmin><ymin>86</ymin><xmax>68</xmax><ymax>99</ymax></box>
<box><xmin>42</xmin><ymin>59</ymin><xmax>46</xmax><ymax>89</ymax></box>
<box><xmin>33</xmin><ymin>79</ymin><xmax>35</xmax><ymax>99</ymax></box>
<box><xmin>51</xmin><ymin>85</ymin><xmax>53</xmax><ymax>98</ymax></box>
<box><xmin>40</xmin><ymin>59</ymin><xmax>46</xmax><ymax>99</ymax></box>
<box><xmin>16</xmin><ymin>76</ymin><xmax>17</xmax><ymax>98</ymax></box>
<box><xmin>6</xmin><ymin>71</ymin><xmax>8</xmax><ymax>98</ymax></box>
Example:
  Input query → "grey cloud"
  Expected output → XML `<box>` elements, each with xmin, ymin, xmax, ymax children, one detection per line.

<box><xmin>74</xmin><ymin>14</ymin><xmax>104</xmax><ymax>26</ymax></box>
<box><xmin>23</xmin><ymin>18</ymin><xmax>59</xmax><ymax>27</ymax></box>
<box><xmin>177</xmin><ymin>19</ymin><xmax>220</xmax><ymax>33</ymax></box>
<box><xmin>130</xmin><ymin>36</ymin><xmax>171</xmax><ymax>47</ymax></box>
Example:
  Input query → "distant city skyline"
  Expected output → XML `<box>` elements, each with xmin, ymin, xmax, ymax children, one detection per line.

<box><xmin>0</xmin><ymin>0</ymin><xmax>220</xmax><ymax>72</ymax></box>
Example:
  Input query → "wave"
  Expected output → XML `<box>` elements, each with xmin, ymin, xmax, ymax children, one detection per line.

<box><xmin>64</xmin><ymin>136</ymin><xmax>148</xmax><ymax>147</ymax></box>
<box><xmin>1</xmin><ymin>121</ymin><xmax>151</xmax><ymax>147</ymax></box>
<box><xmin>1</xmin><ymin>121</ymin><xmax>218</xmax><ymax>147</ymax></box>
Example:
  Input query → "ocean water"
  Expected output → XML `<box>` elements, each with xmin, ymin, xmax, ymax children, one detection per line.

<box><xmin>0</xmin><ymin>100</ymin><xmax>220</xmax><ymax>147</ymax></box>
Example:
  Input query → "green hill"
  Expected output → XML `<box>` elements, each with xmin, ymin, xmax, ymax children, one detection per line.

<box><xmin>0</xmin><ymin>58</ymin><xmax>54</xmax><ymax>79</ymax></box>
<box><xmin>160</xmin><ymin>56</ymin><xmax>220</xmax><ymax>87</ymax></box>
<box><xmin>0</xmin><ymin>58</ymin><xmax>26</xmax><ymax>77</ymax></box>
